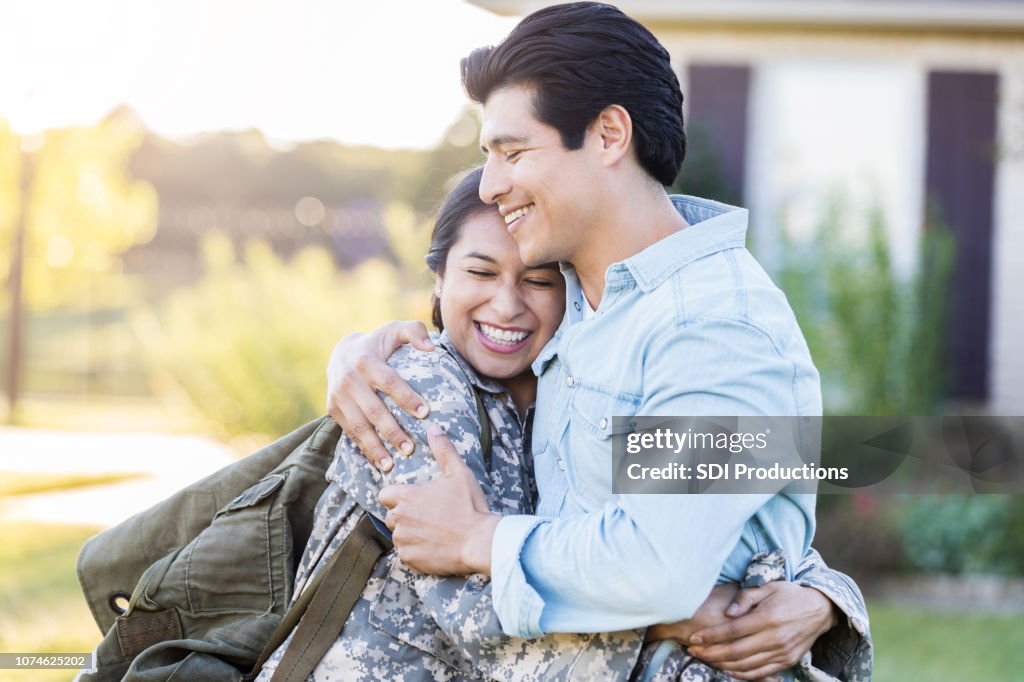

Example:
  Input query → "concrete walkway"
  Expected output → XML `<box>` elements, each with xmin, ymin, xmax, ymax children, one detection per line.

<box><xmin>0</xmin><ymin>426</ymin><xmax>236</xmax><ymax>528</ymax></box>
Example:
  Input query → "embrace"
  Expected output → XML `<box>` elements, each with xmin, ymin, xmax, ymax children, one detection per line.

<box><xmin>267</xmin><ymin>3</ymin><xmax>872</xmax><ymax>680</ymax></box>
<box><xmin>84</xmin><ymin>3</ymin><xmax>873</xmax><ymax>681</ymax></box>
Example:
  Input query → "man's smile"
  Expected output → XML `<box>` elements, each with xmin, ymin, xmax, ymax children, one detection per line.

<box><xmin>502</xmin><ymin>204</ymin><xmax>533</xmax><ymax>226</ymax></box>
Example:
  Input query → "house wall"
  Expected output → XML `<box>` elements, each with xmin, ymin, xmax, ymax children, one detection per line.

<box><xmin>992</xmin><ymin>67</ymin><xmax>1024</xmax><ymax>415</ymax></box>
<box><xmin>655</xmin><ymin>26</ymin><xmax>1024</xmax><ymax>413</ymax></box>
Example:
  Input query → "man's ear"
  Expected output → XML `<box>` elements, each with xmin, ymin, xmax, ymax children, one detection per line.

<box><xmin>591</xmin><ymin>104</ymin><xmax>633</xmax><ymax>167</ymax></box>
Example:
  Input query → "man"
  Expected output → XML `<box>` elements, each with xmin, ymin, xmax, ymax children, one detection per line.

<box><xmin>329</xmin><ymin>3</ymin><xmax>871</xmax><ymax>679</ymax></box>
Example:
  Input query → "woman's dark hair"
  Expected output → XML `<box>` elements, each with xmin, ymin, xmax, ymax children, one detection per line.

<box><xmin>425</xmin><ymin>166</ymin><xmax>490</xmax><ymax>332</ymax></box>
<box><xmin>461</xmin><ymin>2</ymin><xmax>686</xmax><ymax>186</ymax></box>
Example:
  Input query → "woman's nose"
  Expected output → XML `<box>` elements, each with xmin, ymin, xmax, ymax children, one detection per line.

<box><xmin>490</xmin><ymin>282</ymin><xmax>526</xmax><ymax>321</ymax></box>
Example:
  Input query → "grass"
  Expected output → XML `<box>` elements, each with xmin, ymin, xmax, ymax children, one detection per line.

<box><xmin>0</xmin><ymin>472</ymin><xmax>144</xmax><ymax>498</ymax></box>
<box><xmin>0</xmin><ymin>523</ymin><xmax>102</xmax><ymax>682</ymax></box>
<box><xmin>869</xmin><ymin>603</ymin><xmax>1024</xmax><ymax>681</ymax></box>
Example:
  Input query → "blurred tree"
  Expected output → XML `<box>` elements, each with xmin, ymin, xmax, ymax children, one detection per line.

<box><xmin>669</xmin><ymin>123</ymin><xmax>741</xmax><ymax>206</ymax></box>
<box><xmin>129</xmin><ymin>129</ymin><xmax>428</xmax><ymax>207</ymax></box>
<box><xmin>408</xmin><ymin>106</ymin><xmax>485</xmax><ymax>213</ymax></box>
<box><xmin>155</xmin><ymin>231</ymin><xmax>431</xmax><ymax>438</ymax></box>
<box><xmin>0</xmin><ymin>122</ymin><xmax>19</xmax><ymax>285</ymax></box>
<box><xmin>1</xmin><ymin>111</ymin><xmax>156</xmax><ymax>415</ymax></box>
<box><xmin>6</xmin><ymin>108</ymin><xmax>158</xmax><ymax>310</ymax></box>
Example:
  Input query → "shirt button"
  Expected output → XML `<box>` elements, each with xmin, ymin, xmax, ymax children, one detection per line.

<box><xmin>566</xmin><ymin>376</ymin><xmax>575</xmax><ymax>387</ymax></box>
<box><xmin>599</xmin><ymin>417</ymin><xmax>608</xmax><ymax>430</ymax></box>
<box><xmin>557</xmin><ymin>459</ymin><xmax>566</xmax><ymax>471</ymax></box>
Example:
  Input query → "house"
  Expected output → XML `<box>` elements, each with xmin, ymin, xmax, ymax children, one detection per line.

<box><xmin>469</xmin><ymin>0</ymin><xmax>1024</xmax><ymax>414</ymax></box>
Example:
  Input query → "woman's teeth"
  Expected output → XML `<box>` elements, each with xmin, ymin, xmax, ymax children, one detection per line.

<box><xmin>479</xmin><ymin>323</ymin><xmax>529</xmax><ymax>345</ymax></box>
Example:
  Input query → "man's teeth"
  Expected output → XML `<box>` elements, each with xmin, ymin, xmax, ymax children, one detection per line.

<box><xmin>504</xmin><ymin>205</ymin><xmax>532</xmax><ymax>225</ymax></box>
<box><xmin>479</xmin><ymin>323</ymin><xmax>530</xmax><ymax>345</ymax></box>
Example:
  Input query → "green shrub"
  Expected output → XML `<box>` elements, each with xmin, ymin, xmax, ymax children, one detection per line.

<box><xmin>154</xmin><ymin>230</ymin><xmax>431</xmax><ymax>438</ymax></box>
<box><xmin>777</xmin><ymin>198</ymin><xmax>954</xmax><ymax>417</ymax></box>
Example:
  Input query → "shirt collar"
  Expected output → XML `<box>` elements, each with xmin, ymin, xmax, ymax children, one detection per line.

<box><xmin>435</xmin><ymin>330</ymin><xmax>509</xmax><ymax>395</ymax></box>
<box><xmin>529</xmin><ymin>195</ymin><xmax>748</xmax><ymax>376</ymax></box>
<box><xmin>619</xmin><ymin>195</ymin><xmax>748</xmax><ymax>293</ymax></box>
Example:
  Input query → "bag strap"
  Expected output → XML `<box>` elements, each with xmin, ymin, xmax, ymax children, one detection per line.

<box><xmin>470</xmin><ymin>383</ymin><xmax>492</xmax><ymax>468</ymax></box>
<box><xmin>250</xmin><ymin>383</ymin><xmax>493</xmax><ymax>681</ymax></box>
<box><xmin>249</xmin><ymin>514</ymin><xmax>390</xmax><ymax>681</ymax></box>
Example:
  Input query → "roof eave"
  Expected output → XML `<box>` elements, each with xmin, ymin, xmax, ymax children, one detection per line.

<box><xmin>467</xmin><ymin>0</ymin><xmax>1024</xmax><ymax>33</ymax></box>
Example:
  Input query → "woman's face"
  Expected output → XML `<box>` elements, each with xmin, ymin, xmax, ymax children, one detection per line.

<box><xmin>438</xmin><ymin>209</ymin><xmax>565</xmax><ymax>380</ymax></box>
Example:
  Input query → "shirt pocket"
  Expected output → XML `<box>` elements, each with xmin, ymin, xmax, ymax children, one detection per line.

<box><xmin>568</xmin><ymin>383</ymin><xmax>639</xmax><ymax>505</ymax></box>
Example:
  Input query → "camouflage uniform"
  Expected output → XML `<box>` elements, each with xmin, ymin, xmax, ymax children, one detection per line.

<box><xmin>257</xmin><ymin>335</ymin><xmax>871</xmax><ymax>681</ymax></box>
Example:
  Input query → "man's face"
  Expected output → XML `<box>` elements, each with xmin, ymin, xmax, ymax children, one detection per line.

<box><xmin>478</xmin><ymin>85</ymin><xmax>600</xmax><ymax>267</ymax></box>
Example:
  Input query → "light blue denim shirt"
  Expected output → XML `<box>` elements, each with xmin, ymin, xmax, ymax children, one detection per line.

<box><xmin>490</xmin><ymin>195</ymin><xmax>821</xmax><ymax>637</ymax></box>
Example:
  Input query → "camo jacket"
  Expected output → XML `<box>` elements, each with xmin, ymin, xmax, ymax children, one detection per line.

<box><xmin>256</xmin><ymin>335</ymin><xmax>872</xmax><ymax>681</ymax></box>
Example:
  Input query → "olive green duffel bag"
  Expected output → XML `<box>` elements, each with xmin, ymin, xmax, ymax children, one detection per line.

<box><xmin>75</xmin><ymin>417</ymin><xmax>390</xmax><ymax>682</ymax></box>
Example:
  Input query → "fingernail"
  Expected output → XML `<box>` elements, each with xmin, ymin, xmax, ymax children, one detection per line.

<box><xmin>400</xmin><ymin>441</ymin><xmax>413</xmax><ymax>456</ymax></box>
<box><xmin>427</xmin><ymin>423</ymin><xmax>443</xmax><ymax>437</ymax></box>
<box><xmin>726</xmin><ymin>603</ymin><xmax>740</xmax><ymax>616</ymax></box>
<box><xmin>689</xmin><ymin>635</ymin><xmax>702</xmax><ymax>645</ymax></box>
<box><xmin>416</xmin><ymin>404</ymin><xmax>429</xmax><ymax>418</ymax></box>
<box><xmin>380</xmin><ymin>457</ymin><xmax>392</xmax><ymax>472</ymax></box>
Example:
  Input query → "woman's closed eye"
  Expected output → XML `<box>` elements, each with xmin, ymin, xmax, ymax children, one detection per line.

<box><xmin>467</xmin><ymin>268</ymin><xmax>496</xmax><ymax>278</ymax></box>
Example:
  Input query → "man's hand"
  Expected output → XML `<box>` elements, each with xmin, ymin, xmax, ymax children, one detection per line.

<box><xmin>326</xmin><ymin>320</ymin><xmax>435</xmax><ymax>472</ymax></box>
<box><xmin>379</xmin><ymin>425</ymin><xmax>500</xmax><ymax>575</ymax></box>
<box><xmin>684</xmin><ymin>582</ymin><xmax>839</xmax><ymax>680</ymax></box>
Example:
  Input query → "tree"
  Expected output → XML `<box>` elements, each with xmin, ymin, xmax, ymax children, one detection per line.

<box><xmin>15</xmin><ymin>108</ymin><xmax>158</xmax><ymax>311</ymax></box>
<box><xmin>1</xmin><ymin>109</ymin><xmax>157</xmax><ymax>415</ymax></box>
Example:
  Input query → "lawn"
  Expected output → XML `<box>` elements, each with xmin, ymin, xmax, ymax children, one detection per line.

<box><xmin>868</xmin><ymin>602</ymin><xmax>1024</xmax><ymax>681</ymax></box>
<box><xmin>0</xmin><ymin>523</ymin><xmax>101</xmax><ymax>682</ymax></box>
<box><xmin>0</xmin><ymin>472</ymin><xmax>142</xmax><ymax>498</ymax></box>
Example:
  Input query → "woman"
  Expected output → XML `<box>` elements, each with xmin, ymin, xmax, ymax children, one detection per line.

<box><xmin>256</xmin><ymin>167</ymin><xmax>867</xmax><ymax>681</ymax></box>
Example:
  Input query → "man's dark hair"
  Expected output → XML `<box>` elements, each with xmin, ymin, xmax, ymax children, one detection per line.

<box><xmin>425</xmin><ymin>166</ymin><xmax>491</xmax><ymax>332</ymax></box>
<box><xmin>461</xmin><ymin>1</ymin><xmax>686</xmax><ymax>186</ymax></box>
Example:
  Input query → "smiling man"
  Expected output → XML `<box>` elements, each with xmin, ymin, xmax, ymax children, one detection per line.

<box><xmin>328</xmin><ymin>3</ymin><xmax>872</xmax><ymax>680</ymax></box>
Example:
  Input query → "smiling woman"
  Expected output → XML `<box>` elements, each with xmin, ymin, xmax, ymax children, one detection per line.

<box><xmin>253</xmin><ymin>166</ymin><xmax>658</xmax><ymax>681</ymax></box>
<box><xmin>429</xmin><ymin>181</ymin><xmax>563</xmax><ymax>414</ymax></box>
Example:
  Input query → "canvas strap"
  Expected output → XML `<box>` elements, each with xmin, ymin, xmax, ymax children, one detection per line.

<box><xmin>250</xmin><ymin>385</ymin><xmax>493</xmax><ymax>681</ymax></box>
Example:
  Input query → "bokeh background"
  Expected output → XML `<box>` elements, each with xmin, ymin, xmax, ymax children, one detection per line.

<box><xmin>1</xmin><ymin>1</ymin><xmax>1022</xmax><ymax>680</ymax></box>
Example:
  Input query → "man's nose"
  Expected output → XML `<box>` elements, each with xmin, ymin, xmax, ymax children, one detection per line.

<box><xmin>479</xmin><ymin>158</ymin><xmax>511</xmax><ymax>205</ymax></box>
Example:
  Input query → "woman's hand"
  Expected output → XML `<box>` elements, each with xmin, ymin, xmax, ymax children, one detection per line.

<box><xmin>326</xmin><ymin>320</ymin><xmax>435</xmax><ymax>471</ymax></box>
<box><xmin>648</xmin><ymin>582</ymin><xmax>839</xmax><ymax>681</ymax></box>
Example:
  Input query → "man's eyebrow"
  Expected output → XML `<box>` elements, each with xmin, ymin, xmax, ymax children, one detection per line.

<box><xmin>480</xmin><ymin>134</ymin><xmax>529</xmax><ymax>154</ymax></box>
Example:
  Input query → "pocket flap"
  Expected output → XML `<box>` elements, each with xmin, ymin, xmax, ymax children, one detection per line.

<box><xmin>221</xmin><ymin>473</ymin><xmax>288</xmax><ymax>513</ymax></box>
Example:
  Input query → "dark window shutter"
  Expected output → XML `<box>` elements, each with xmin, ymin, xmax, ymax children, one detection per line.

<box><xmin>677</xmin><ymin>64</ymin><xmax>751</xmax><ymax>205</ymax></box>
<box><xmin>925</xmin><ymin>70</ymin><xmax>999</xmax><ymax>401</ymax></box>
